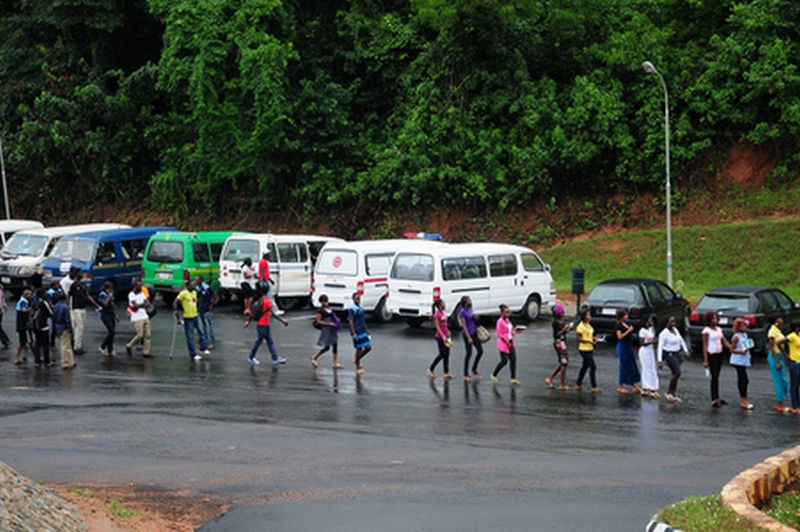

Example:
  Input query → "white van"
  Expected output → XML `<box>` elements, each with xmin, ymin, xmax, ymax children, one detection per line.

<box><xmin>387</xmin><ymin>242</ymin><xmax>555</xmax><ymax>325</ymax></box>
<box><xmin>0</xmin><ymin>220</ymin><xmax>44</xmax><ymax>246</ymax></box>
<box><xmin>219</xmin><ymin>234</ymin><xmax>343</xmax><ymax>303</ymax></box>
<box><xmin>312</xmin><ymin>239</ymin><xmax>444</xmax><ymax>322</ymax></box>
<box><xmin>0</xmin><ymin>223</ymin><xmax>130</xmax><ymax>293</ymax></box>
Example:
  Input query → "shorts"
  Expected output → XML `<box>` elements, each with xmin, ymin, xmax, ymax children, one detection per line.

<box><xmin>18</xmin><ymin>331</ymin><xmax>28</xmax><ymax>345</ymax></box>
<box><xmin>240</xmin><ymin>282</ymin><xmax>255</xmax><ymax>298</ymax></box>
<box><xmin>663</xmin><ymin>351</ymin><xmax>682</xmax><ymax>376</ymax></box>
<box><xmin>353</xmin><ymin>332</ymin><xmax>371</xmax><ymax>349</ymax></box>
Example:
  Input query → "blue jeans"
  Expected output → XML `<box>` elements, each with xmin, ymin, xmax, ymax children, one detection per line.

<box><xmin>183</xmin><ymin>317</ymin><xmax>206</xmax><ymax>358</ymax></box>
<box><xmin>789</xmin><ymin>360</ymin><xmax>800</xmax><ymax>409</ymax></box>
<box><xmin>199</xmin><ymin>310</ymin><xmax>215</xmax><ymax>346</ymax></box>
<box><xmin>267</xmin><ymin>284</ymin><xmax>280</xmax><ymax>310</ymax></box>
<box><xmin>249</xmin><ymin>325</ymin><xmax>279</xmax><ymax>361</ymax></box>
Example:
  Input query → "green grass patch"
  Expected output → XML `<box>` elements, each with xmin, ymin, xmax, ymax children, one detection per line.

<box><xmin>540</xmin><ymin>218</ymin><xmax>800</xmax><ymax>302</ymax></box>
<box><xmin>657</xmin><ymin>495</ymin><xmax>762</xmax><ymax>532</ymax></box>
<box><xmin>67</xmin><ymin>486</ymin><xmax>93</xmax><ymax>497</ymax></box>
<box><xmin>762</xmin><ymin>489</ymin><xmax>800</xmax><ymax>529</ymax></box>
<box><xmin>108</xmin><ymin>498</ymin><xmax>138</xmax><ymax>519</ymax></box>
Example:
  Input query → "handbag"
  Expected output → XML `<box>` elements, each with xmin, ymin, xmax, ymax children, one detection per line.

<box><xmin>146</xmin><ymin>304</ymin><xmax>158</xmax><ymax>319</ymax></box>
<box><xmin>476</xmin><ymin>325</ymin><xmax>491</xmax><ymax>343</ymax></box>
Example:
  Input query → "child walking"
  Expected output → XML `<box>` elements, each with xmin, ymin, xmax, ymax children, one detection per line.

<box><xmin>311</xmin><ymin>294</ymin><xmax>342</xmax><ymax>369</ymax></box>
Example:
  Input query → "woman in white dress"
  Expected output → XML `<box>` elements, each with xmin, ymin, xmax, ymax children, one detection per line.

<box><xmin>637</xmin><ymin>315</ymin><xmax>659</xmax><ymax>398</ymax></box>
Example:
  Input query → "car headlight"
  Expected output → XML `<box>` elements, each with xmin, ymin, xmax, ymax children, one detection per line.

<box><xmin>17</xmin><ymin>266</ymin><xmax>35</xmax><ymax>276</ymax></box>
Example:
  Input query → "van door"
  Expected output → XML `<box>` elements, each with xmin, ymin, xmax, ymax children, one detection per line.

<box><xmin>93</xmin><ymin>241</ymin><xmax>119</xmax><ymax>292</ymax></box>
<box><xmin>488</xmin><ymin>253</ymin><xmax>523</xmax><ymax>311</ymax></box>
<box><xmin>276</xmin><ymin>242</ymin><xmax>310</xmax><ymax>297</ymax></box>
<box><xmin>191</xmin><ymin>242</ymin><xmax>213</xmax><ymax>285</ymax></box>
<box><xmin>440</xmin><ymin>256</ymin><xmax>489</xmax><ymax>314</ymax></box>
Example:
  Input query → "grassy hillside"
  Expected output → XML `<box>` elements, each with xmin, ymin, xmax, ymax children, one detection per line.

<box><xmin>539</xmin><ymin>218</ymin><xmax>800</xmax><ymax>303</ymax></box>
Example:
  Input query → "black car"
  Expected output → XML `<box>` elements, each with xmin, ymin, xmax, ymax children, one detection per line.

<box><xmin>687</xmin><ymin>285</ymin><xmax>800</xmax><ymax>354</ymax></box>
<box><xmin>584</xmin><ymin>278</ymin><xmax>690</xmax><ymax>336</ymax></box>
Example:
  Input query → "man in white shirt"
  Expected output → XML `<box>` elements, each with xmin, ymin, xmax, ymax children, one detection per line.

<box><xmin>125</xmin><ymin>281</ymin><xmax>151</xmax><ymax>357</ymax></box>
<box><xmin>59</xmin><ymin>267</ymin><xmax>75</xmax><ymax>305</ymax></box>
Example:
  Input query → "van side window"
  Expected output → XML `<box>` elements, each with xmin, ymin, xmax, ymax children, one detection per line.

<box><xmin>192</xmin><ymin>243</ymin><xmax>211</xmax><ymax>263</ymax></box>
<box><xmin>121</xmin><ymin>239</ymin><xmax>146</xmax><ymax>260</ymax></box>
<box><xmin>391</xmin><ymin>253</ymin><xmax>434</xmax><ymax>281</ymax></box>
<box><xmin>267</xmin><ymin>243</ymin><xmax>277</xmax><ymax>260</ymax></box>
<box><xmin>442</xmin><ymin>256</ymin><xmax>487</xmax><ymax>281</ymax></box>
<box><xmin>97</xmin><ymin>242</ymin><xmax>117</xmax><ymax>263</ymax></box>
<box><xmin>298</xmin><ymin>243</ymin><xmax>308</xmax><ymax>263</ymax></box>
<box><xmin>521</xmin><ymin>253</ymin><xmax>545</xmax><ymax>272</ymax></box>
<box><xmin>278</xmin><ymin>243</ymin><xmax>300</xmax><ymax>263</ymax></box>
<box><xmin>210</xmin><ymin>243</ymin><xmax>223</xmax><ymax>261</ymax></box>
<box><xmin>488</xmin><ymin>254</ymin><xmax>518</xmax><ymax>277</ymax></box>
<box><xmin>773</xmin><ymin>290</ymin><xmax>793</xmax><ymax>311</ymax></box>
<box><xmin>365</xmin><ymin>253</ymin><xmax>392</xmax><ymax>276</ymax></box>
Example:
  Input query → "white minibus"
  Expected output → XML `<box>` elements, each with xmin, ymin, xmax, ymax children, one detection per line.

<box><xmin>312</xmin><ymin>239</ymin><xmax>443</xmax><ymax>322</ymax></box>
<box><xmin>0</xmin><ymin>220</ymin><xmax>44</xmax><ymax>245</ymax></box>
<box><xmin>0</xmin><ymin>223</ymin><xmax>130</xmax><ymax>293</ymax></box>
<box><xmin>387</xmin><ymin>242</ymin><xmax>555</xmax><ymax>325</ymax></box>
<box><xmin>219</xmin><ymin>233</ymin><xmax>343</xmax><ymax>304</ymax></box>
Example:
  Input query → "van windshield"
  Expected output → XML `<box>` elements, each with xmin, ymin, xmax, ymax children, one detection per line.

<box><xmin>317</xmin><ymin>250</ymin><xmax>357</xmax><ymax>276</ymax></box>
<box><xmin>49</xmin><ymin>239</ymin><xmax>95</xmax><ymax>262</ymax></box>
<box><xmin>222</xmin><ymin>239</ymin><xmax>260</xmax><ymax>263</ymax></box>
<box><xmin>391</xmin><ymin>253</ymin><xmax>434</xmax><ymax>281</ymax></box>
<box><xmin>147</xmin><ymin>241</ymin><xmax>183</xmax><ymax>264</ymax></box>
<box><xmin>1</xmin><ymin>234</ymin><xmax>48</xmax><ymax>257</ymax></box>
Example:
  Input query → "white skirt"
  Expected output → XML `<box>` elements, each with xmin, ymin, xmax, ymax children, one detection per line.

<box><xmin>638</xmin><ymin>346</ymin><xmax>659</xmax><ymax>391</ymax></box>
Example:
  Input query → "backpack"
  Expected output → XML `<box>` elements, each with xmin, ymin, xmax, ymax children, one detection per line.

<box><xmin>251</xmin><ymin>296</ymin><xmax>269</xmax><ymax>320</ymax></box>
<box><xmin>32</xmin><ymin>300</ymin><xmax>50</xmax><ymax>332</ymax></box>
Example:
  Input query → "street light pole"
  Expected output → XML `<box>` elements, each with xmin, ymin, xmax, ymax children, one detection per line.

<box><xmin>0</xmin><ymin>137</ymin><xmax>9</xmax><ymax>220</ymax></box>
<box><xmin>642</xmin><ymin>61</ymin><xmax>672</xmax><ymax>288</ymax></box>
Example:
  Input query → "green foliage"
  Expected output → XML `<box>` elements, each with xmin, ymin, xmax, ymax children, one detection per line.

<box><xmin>541</xmin><ymin>217</ymin><xmax>800</xmax><ymax>302</ymax></box>
<box><xmin>1</xmin><ymin>0</ymin><xmax>800</xmax><ymax>215</ymax></box>
<box><xmin>108</xmin><ymin>498</ymin><xmax>138</xmax><ymax>519</ymax></box>
<box><xmin>762</xmin><ymin>489</ymin><xmax>800</xmax><ymax>529</ymax></box>
<box><xmin>657</xmin><ymin>495</ymin><xmax>761</xmax><ymax>532</ymax></box>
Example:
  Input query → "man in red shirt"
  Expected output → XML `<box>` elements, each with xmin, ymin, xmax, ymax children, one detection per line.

<box><xmin>257</xmin><ymin>250</ymin><xmax>283</xmax><ymax>316</ymax></box>
<box><xmin>244</xmin><ymin>291</ymin><xmax>289</xmax><ymax>365</ymax></box>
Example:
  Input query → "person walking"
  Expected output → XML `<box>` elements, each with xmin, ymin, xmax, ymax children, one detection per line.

<box><xmin>574</xmin><ymin>308</ymin><xmax>601</xmax><ymax>393</ymax></box>
<box><xmin>458</xmin><ymin>296</ymin><xmax>484</xmax><ymax>381</ymax></box>
<box><xmin>729</xmin><ymin>317</ymin><xmax>755</xmax><ymax>410</ymax></box>
<box><xmin>702</xmin><ymin>311</ymin><xmax>733</xmax><ymax>407</ymax></box>
<box><xmin>545</xmin><ymin>304</ymin><xmax>572</xmax><ymax>390</ymax></box>
<box><xmin>173</xmin><ymin>280</ymin><xmax>210</xmax><ymax>362</ymax></box>
<box><xmin>13</xmin><ymin>288</ymin><xmax>32</xmax><ymax>365</ymax></box>
<box><xmin>427</xmin><ymin>298</ymin><xmax>453</xmax><ymax>380</ymax></box>
<box><xmin>656</xmin><ymin>316</ymin><xmax>689</xmax><ymax>403</ymax></box>
<box><xmin>68</xmin><ymin>270</ymin><xmax>100</xmax><ymax>355</ymax></box>
<box><xmin>125</xmin><ymin>281</ymin><xmax>151</xmax><ymax>357</ymax></box>
<box><xmin>240</xmin><ymin>257</ymin><xmax>257</xmax><ymax>316</ymax></box>
<box><xmin>348</xmin><ymin>292</ymin><xmax>372</xmax><ymax>375</ymax></box>
<box><xmin>52</xmin><ymin>293</ymin><xmax>75</xmax><ymax>370</ymax></box>
<box><xmin>615</xmin><ymin>309</ymin><xmax>642</xmax><ymax>395</ymax></box>
<box><xmin>638</xmin><ymin>315</ymin><xmax>659</xmax><ymax>398</ymax></box>
<box><xmin>785</xmin><ymin>321</ymin><xmax>800</xmax><ymax>414</ymax></box>
<box><xmin>0</xmin><ymin>282</ymin><xmax>11</xmax><ymax>349</ymax></box>
<box><xmin>257</xmin><ymin>250</ymin><xmax>283</xmax><ymax>316</ymax></box>
<box><xmin>194</xmin><ymin>276</ymin><xmax>217</xmax><ymax>350</ymax></box>
<box><xmin>31</xmin><ymin>288</ymin><xmax>53</xmax><ymax>368</ymax></box>
<box><xmin>311</xmin><ymin>294</ymin><xmax>342</xmax><ymax>369</ymax></box>
<box><xmin>244</xmin><ymin>287</ymin><xmax>288</xmax><ymax>365</ymax></box>
<box><xmin>97</xmin><ymin>280</ymin><xmax>118</xmax><ymax>356</ymax></box>
<box><xmin>492</xmin><ymin>304</ymin><xmax>520</xmax><ymax>385</ymax></box>
<box><xmin>767</xmin><ymin>316</ymin><xmax>789</xmax><ymax>413</ymax></box>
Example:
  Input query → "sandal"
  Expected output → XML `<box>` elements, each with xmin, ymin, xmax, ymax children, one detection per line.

<box><xmin>310</xmin><ymin>357</ymin><xmax>318</xmax><ymax>369</ymax></box>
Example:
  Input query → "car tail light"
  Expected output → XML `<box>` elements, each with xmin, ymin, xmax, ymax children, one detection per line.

<box><xmin>183</xmin><ymin>269</ymin><xmax>190</xmax><ymax>282</ymax></box>
<box><xmin>433</xmin><ymin>286</ymin><xmax>441</xmax><ymax>301</ymax></box>
<box><xmin>311</xmin><ymin>277</ymin><xmax>315</xmax><ymax>293</ymax></box>
<box><xmin>689</xmin><ymin>310</ymin><xmax>700</xmax><ymax>324</ymax></box>
<box><xmin>357</xmin><ymin>280</ymin><xmax>364</xmax><ymax>296</ymax></box>
<box><xmin>84</xmin><ymin>272</ymin><xmax>92</xmax><ymax>279</ymax></box>
<box><xmin>628</xmin><ymin>305</ymin><xmax>643</xmax><ymax>319</ymax></box>
<box><xmin>222</xmin><ymin>264</ymin><xmax>228</xmax><ymax>277</ymax></box>
<box><xmin>744</xmin><ymin>314</ymin><xmax>756</xmax><ymax>326</ymax></box>
<box><xmin>385</xmin><ymin>283</ymin><xmax>389</xmax><ymax>299</ymax></box>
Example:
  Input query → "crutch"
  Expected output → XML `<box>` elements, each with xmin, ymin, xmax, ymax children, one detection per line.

<box><xmin>169</xmin><ymin>315</ymin><xmax>179</xmax><ymax>359</ymax></box>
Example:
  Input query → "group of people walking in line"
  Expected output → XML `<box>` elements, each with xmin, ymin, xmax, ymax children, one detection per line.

<box><xmin>7</xmin><ymin>273</ymin><xmax>800</xmax><ymax>415</ymax></box>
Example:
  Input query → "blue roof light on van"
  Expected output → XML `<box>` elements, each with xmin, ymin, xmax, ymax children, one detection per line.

<box><xmin>403</xmin><ymin>232</ymin><xmax>443</xmax><ymax>241</ymax></box>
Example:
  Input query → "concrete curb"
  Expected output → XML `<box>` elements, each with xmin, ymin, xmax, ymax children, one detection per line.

<box><xmin>720</xmin><ymin>444</ymin><xmax>800</xmax><ymax>532</ymax></box>
<box><xmin>646</xmin><ymin>517</ymin><xmax>684</xmax><ymax>531</ymax></box>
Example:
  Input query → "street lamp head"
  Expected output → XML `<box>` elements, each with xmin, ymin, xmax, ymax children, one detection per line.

<box><xmin>642</xmin><ymin>61</ymin><xmax>658</xmax><ymax>74</ymax></box>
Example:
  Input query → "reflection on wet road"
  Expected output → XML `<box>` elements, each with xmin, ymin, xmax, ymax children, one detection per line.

<box><xmin>1</xmin><ymin>304</ymin><xmax>797</xmax><ymax>531</ymax></box>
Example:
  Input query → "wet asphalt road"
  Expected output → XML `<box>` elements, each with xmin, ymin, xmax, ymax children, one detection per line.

<box><xmin>1</xmin><ymin>303</ymin><xmax>799</xmax><ymax>531</ymax></box>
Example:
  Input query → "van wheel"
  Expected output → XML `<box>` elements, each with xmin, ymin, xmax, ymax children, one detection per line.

<box><xmin>161</xmin><ymin>292</ymin><xmax>176</xmax><ymax>306</ymax></box>
<box><xmin>407</xmin><ymin>317</ymin><xmax>425</xmax><ymax>328</ymax></box>
<box><xmin>522</xmin><ymin>295</ymin><xmax>541</xmax><ymax>322</ymax></box>
<box><xmin>374</xmin><ymin>297</ymin><xmax>393</xmax><ymax>323</ymax></box>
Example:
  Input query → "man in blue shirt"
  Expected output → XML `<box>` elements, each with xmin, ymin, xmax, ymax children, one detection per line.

<box><xmin>13</xmin><ymin>288</ymin><xmax>32</xmax><ymax>365</ymax></box>
<box><xmin>52</xmin><ymin>293</ymin><xmax>75</xmax><ymax>369</ymax></box>
<box><xmin>194</xmin><ymin>276</ymin><xmax>217</xmax><ymax>350</ymax></box>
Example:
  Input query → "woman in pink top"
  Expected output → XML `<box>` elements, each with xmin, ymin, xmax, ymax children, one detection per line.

<box><xmin>427</xmin><ymin>299</ymin><xmax>453</xmax><ymax>380</ymax></box>
<box><xmin>492</xmin><ymin>305</ymin><xmax>520</xmax><ymax>385</ymax></box>
<box><xmin>702</xmin><ymin>311</ymin><xmax>732</xmax><ymax>408</ymax></box>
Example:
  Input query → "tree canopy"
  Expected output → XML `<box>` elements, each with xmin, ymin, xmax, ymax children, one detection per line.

<box><xmin>1</xmin><ymin>0</ymin><xmax>798</xmax><ymax>217</ymax></box>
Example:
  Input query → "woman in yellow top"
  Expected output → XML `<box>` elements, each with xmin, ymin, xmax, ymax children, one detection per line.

<box><xmin>767</xmin><ymin>316</ymin><xmax>789</xmax><ymax>413</ymax></box>
<box><xmin>785</xmin><ymin>321</ymin><xmax>800</xmax><ymax>414</ymax></box>
<box><xmin>574</xmin><ymin>308</ymin><xmax>601</xmax><ymax>393</ymax></box>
